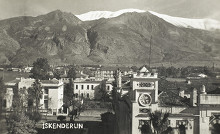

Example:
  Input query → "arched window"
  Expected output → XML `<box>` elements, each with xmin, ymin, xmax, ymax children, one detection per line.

<box><xmin>87</xmin><ymin>93</ymin><xmax>89</xmax><ymax>98</ymax></box>
<box><xmin>179</xmin><ymin>123</ymin><xmax>186</xmax><ymax>134</ymax></box>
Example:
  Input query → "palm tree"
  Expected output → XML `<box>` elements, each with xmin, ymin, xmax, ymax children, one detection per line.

<box><xmin>149</xmin><ymin>111</ymin><xmax>170</xmax><ymax>134</ymax></box>
<box><xmin>211</xmin><ymin>123</ymin><xmax>220</xmax><ymax>134</ymax></box>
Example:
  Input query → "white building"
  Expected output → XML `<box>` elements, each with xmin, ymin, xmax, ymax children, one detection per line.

<box><xmin>95</xmin><ymin>66</ymin><xmax>132</xmax><ymax>80</ymax></box>
<box><xmin>5</xmin><ymin>78</ymin><xmax>64</xmax><ymax>115</ymax></box>
<box><xmin>73</xmin><ymin>80</ymin><xmax>113</xmax><ymax>100</ymax></box>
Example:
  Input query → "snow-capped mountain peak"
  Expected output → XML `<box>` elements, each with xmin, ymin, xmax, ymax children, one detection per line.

<box><xmin>76</xmin><ymin>9</ymin><xmax>145</xmax><ymax>21</ymax></box>
<box><xmin>149</xmin><ymin>11</ymin><xmax>220</xmax><ymax>31</ymax></box>
<box><xmin>76</xmin><ymin>9</ymin><xmax>220</xmax><ymax>31</ymax></box>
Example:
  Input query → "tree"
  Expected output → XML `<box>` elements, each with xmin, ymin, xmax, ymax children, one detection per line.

<box><xmin>28</xmin><ymin>79</ymin><xmax>43</xmax><ymax>111</ymax></box>
<box><xmin>67</xmin><ymin>67</ymin><xmax>77</xmax><ymax>80</ymax></box>
<box><xmin>64</xmin><ymin>79</ymin><xmax>74</xmax><ymax>105</ymax></box>
<box><xmin>94</xmin><ymin>80</ymin><xmax>110</xmax><ymax>101</ymax></box>
<box><xmin>12</xmin><ymin>87</ymin><xmax>29</xmax><ymax>112</ymax></box>
<box><xmin>6</xmin><ymin>80</ymin><xmax>38</xmax><ymax>134</ymax></box>
<box><xmin>110</xmin><ymin>74</ymin><xmax>132</xmax><ymax>134</ymax></box>
<box><xmin>140</xmin><ymin>122</ymin><xmax>152</xmax><ymax>134</ymax></box>
<box><xmin>0</xmin><ymin>77</ymin><xmax>6</xmax><ymax>120</ymax></box>
<box><xmin>53</xmin><ymin>69</ymin><xmax>62</xmax><ymax>79</ymax></box>
<box><xmin>148</xmin><ymin>111</ymin><xmax>170</xmax><ymax>134</ymax></box>
<box><xmin>68</xmin><ymin>99</ymin><xmax>85</xmax><ymax>121</ymax></box>
<box><xmin>7</xmin><ymin>112</ymin><xmax>37</xmax><ymax>134</ymax></box>
<box><xmin>131</xmin><ymin>66</ymin><xmax>139</xmax><ymax>72</ymax></box>
<box><xmin>0</xmin><ymin>77</ymin><xmax>6</xmax><ymax>98</ymax></box>
<box><xmin>211</xmin><ymin>123</ymin><xmax>220</xmax><ymax>134</ymax></box>
<box><xmin>31</xmin><ymin>58</ymin><xmax>50</xmax><ymax>80</ymax></box>
<box><xmin>64</xmin><ymin>78</ymin><xmax>86</xmax><ymax>121</ymax></box>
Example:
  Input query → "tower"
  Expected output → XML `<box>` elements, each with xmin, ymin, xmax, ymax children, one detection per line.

<box><xmin>131</xmin><ymin>68</ymin><xmax>159</xmax><ymax>134</ymax></box>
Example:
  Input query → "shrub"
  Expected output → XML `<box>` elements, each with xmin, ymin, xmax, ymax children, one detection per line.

<box><xmin>7</xmin><ymin>112</ymin><xmax>37</xmax><ymax>134</ymax></box>
<box><xmin>26</xmin><ymin>111</ymin><xmax>42</xmax><ymax>122</ymax></box>
<box><xmin>57</xmin><ymin>116</ymin><xmax>66</xmax><ymax>121</ymax></box>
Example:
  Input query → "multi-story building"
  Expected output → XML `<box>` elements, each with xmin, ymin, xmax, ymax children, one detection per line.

<box><xmin>73</xmin><ymin>80</ymin><xmax>113</xmax><ymax>99</ymax></box>
<box><xmin>95</xmin><ymin>66</ymin><xmax>132</xmax><ymax>80</ymax></box>
<box><xmin>4</xmin><ymin>78</ymin><xmax>64</xmax><ymax>115</ymax></box>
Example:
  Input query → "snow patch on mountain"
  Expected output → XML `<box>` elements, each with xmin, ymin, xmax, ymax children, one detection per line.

<box><xmin>149</xmin><ymin>11</ymin><xmax>220</xmax><ymax>31</ymax></box>
<box><xmin>76</xmin><ymin>9</ymin><xmax>220</xmax><ymax>31</ymax></box>
<box><xmin>76</xmin><ymin>9</ymin><xmax>145</xmax><ymax>21</ymax></box>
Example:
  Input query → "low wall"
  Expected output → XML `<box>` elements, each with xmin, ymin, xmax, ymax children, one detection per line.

<box><xmin>80</xmin><ymin>109</ymin><xmax>113</xmax><ymax>117</ymax></box>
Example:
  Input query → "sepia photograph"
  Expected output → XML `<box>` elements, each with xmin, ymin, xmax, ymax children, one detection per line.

<box><xmin>0</xmin><ymin>0</ymin><xmax>220</xmax><ymax>134</ymax></box>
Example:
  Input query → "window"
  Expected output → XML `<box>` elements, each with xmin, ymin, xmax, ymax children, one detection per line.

<box><xmin>76</xmin><ymin>85</ymin><xmax>78</xmax><ymax>90</ymax></box>
<box><xmin>87</xmin><ymin>85</ymin><xmax>89</xmax><ymax>90</ymax></box>
<box><xmin>107</xmin><ymin>86</ymin><xmax>110</xmax><ymax>91</ymax></box>
<box><xmin>44</xmin><ymin>100</ymin><xmax>48</xmax><ymax>109</ymax></box>
<box><xmin>81</xmin><ymin>93</ymin><xmax>83</xmax><ymax>98</ymax></box>
<box><xmin>87</xmin><ymin>93</ymin><xmax>89</xmax><ymax>98</ymax></box>
<box><xmin>91</xmin><ymin>85</ymin><xmax>94</xmax><ymax>90</ymax></box>
<box><xmin>3</xmin><ymin>99</ymin><xmax>6</xmax><ymax>107</ymax></box>
<box><xmin>44</xmin><ymin>88</ymin><xmax>48</xmax><ymax>94</ymax></box>
<box><xmin>44</xmin><ymin>95</ymin><xmax>48</xmax><ymax>100</ymax></box>
<box><xmin>81</xmin><ymin>85</ymin><xmax>84</xmax><ymax>90</ymax></box>
<box><xmin>75</xmin><ymin>93</ymin><xmax>78</xmax><ymax>98</ymax></box>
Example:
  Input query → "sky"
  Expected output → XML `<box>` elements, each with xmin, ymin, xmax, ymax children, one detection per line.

<box><xmin>0</xmin><ymin>0</ymin><xmax>220</xmax><ymax>20</ymax></box>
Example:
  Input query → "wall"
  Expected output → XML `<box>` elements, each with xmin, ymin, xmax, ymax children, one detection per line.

<box><xmin>80</xmin><ymin>108</ymin><xmax>111</xmax><ymax>117</ymax></box>
<box><xmin>199</xmin><ymin>94</ymin><xmax>220</xmax><ymax>104</ymax></box>
<box><xmin>4</xmin><ymin>88</ymin><xmax>13</xmax><ymax>109</ymax></box>
<box><xmin>73</xmin><ymin>81</ymin><xmax>113</xmax><ymax>99</ymax></box>
<box><xmin>48</xmin><ymin>88</ymin><xmax>58</xmax><ymax>110</ymax></box>
<box><xmin>74</xmin><ymin>82</ymin><xmax>99</xmax><ymax>99</ymax></box>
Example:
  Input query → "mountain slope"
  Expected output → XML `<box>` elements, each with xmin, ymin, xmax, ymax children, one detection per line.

<box><xmin>86</xmin><ymin>12</ymin><xmax>220</xmax><ymax>65</ymax></box>
<box><xmin>149</xmin><ymin>11</ymin><xmax>220</xmax><ymax>31</ymax></box>
<box><xmin>76</xmin><ymin>9</ymin><xmax>220</xmax><ymax>31</ymax></box>
<box><xmin>0</xmin><ymin>10</ymin><xmax>219</xmax><ymax>66</ymax></box>
<box><xmin>0</xmin><ymin>10</ymin><xmax>94</xmax><ymax>65</ymax></box>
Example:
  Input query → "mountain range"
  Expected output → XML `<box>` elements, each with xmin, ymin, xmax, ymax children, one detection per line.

<box><xmin>0</xmin><ymin>9</ymin><xmax>220</xmax><ymax>66</ymax></box>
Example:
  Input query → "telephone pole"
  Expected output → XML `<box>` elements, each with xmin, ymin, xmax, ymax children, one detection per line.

<box><xmin>148</xmin><ymin>35</ymin><xmax>152</xmax><ymax>68</ymax></box>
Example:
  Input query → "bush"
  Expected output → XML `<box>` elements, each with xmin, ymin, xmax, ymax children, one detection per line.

<box><xmin>7</xmin><ymin>112</ymin><xmax>37</xmax><ymax>134</ymax></box>
<box><xmin>26</xmin><ymin>111</ymin><xmax>42</xmax><ymax>122</ymax></box>
<box><xmin>57</xmin><ymin>116</ymin><xmax>66</xmax><ymax>121</ymax></box>
<box><xmin>101</xmin><ymin>112</ymin><xmax>115</xmax><ymax>122</ymax></box>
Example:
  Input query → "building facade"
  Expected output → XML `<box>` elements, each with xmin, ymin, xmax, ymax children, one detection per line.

<box><xmin>73</xmin><ymin>80</ymin><xmax>113</xmax><ymax>99</ymax></box>
<box><xmin>5</xmin><ymin>78</ymin><xmax>64</xmax><ymax>115</ymax></box>
<box><xmin>95</xmin><ymin>66</ymin><xmax>132</xmax><ymax>80</ymax></box>
<box><xmin>130</xmin><ymin>68</ymin><xmax>220</xmax><ymax>134</ymax></box>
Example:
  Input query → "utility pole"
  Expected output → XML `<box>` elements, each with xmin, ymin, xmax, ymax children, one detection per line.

<box><xmin>213</xmin><ymin>62</ymin><xmax>215</xmax><ymax>71</ymax></box>
<box><xmin>148</xmin><ymin>35</ymin><xmax>152</xmax><ymax>69</ymax></box>
<box><xmin>2</xmin><ymin>68</ymin><xmax>4</xmax><ymax>80</ymax></box>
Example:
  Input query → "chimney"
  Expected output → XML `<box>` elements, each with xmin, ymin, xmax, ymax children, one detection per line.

<box><xmin>178</xmin><ymin>88</ymin><xmax>185</xmax><ymax>98</ymax></box>
<box><xmin>190</xmin><ymin>88</ymin><xmax>197</xmax><ymax>107</ymax></box>
<box><xmin>200</xmin><ymin>85</ymin><xmax>207</xmax><ymax>94</ymax></box>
